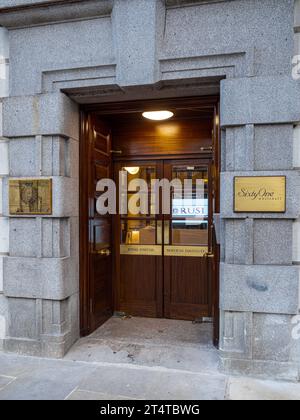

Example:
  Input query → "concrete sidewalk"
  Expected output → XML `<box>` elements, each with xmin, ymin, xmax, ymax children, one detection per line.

<box><xmin>0</xmin><ymin>318</ymin><xmax>299</xmax><ymax>400</ymax></box>
<box><xmin>0</xmin><ymin>352</ymin><xmax>300</xmax><ymax>400</ymax></box>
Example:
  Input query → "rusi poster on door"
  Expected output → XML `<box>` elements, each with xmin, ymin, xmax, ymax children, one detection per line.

<box><xmin>234</xmin><ymin>176</ymin><xmax>286</xmax><ymax>213</ymax></box>
<box><xmin>172</xmin><ymin>198</ymin><xmax>208</xmax><ymax>217</ymax></box>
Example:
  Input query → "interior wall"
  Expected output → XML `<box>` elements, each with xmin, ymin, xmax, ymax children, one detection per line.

<box><xmin>110</xmin><ymin>115</ymin><xmax>213</xmax><ymax>158</ymax></box>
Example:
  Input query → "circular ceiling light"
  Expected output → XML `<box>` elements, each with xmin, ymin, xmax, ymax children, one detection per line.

<box><xmin>124</xmin><ymin>167</ymin><xmax>140</xmax><ymax>175</ymax></box>
<box><xmin>142</xmin><ymin>110</ymin><xmax>174</xmax><ymax>121</ymax></box>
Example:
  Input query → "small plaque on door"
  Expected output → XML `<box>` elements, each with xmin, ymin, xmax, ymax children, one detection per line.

<box><xmin>164</xmin><ymin>246</ymin><xmax>208</xmax><ymax>257</ymax></box>
<box><xmin>120</xmin><ymin>245</ymin><xmax>162</xmax><ymax>256</ymax></box>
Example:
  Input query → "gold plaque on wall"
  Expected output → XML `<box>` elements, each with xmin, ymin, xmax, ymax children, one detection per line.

<box><xmin>234</xmin><ymin>176</ymin><xmax>286</xmax><ymax>213</ymax></box>
<box><xmin>9</xmin><ymin>179</ymin><xmax>52</xmax><ymax>215</ymax></box>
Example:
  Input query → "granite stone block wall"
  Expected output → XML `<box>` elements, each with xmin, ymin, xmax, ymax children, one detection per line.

<box><xmin>0</xmin><ymin>0</ymin><xmax>299</xmax><ymax>378</ymax></box>
<box><xmin>0</xmin><ymin>27</ymin><xmax>9</xmax><ymax>350</ymax></box>
<box><xmin>0</xmin><ymin>92</ymin><xmax>80</xmax><ymax>357</ymax></box>
<box><xmin>219</xmin><ymin>0</ymin><xmax>300</xmax><ymax>381</ymax></box>
<box><xmin>292</xmin><ymin>0</ymin><xmax>300</xmax><ymax>379</ymax></box>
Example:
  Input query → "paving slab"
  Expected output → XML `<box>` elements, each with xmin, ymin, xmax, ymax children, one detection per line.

<box><xmin>0</xmin><ymin>353</ymin><xmax>38</xmax><ymax>378</ymax></box>
<box><xmin>0</xmin><ymin>353</ymin><xmax>97</xmax><ymax>400</ymax></box>
<box><xmin>77</xmin><ymin>364</ymin><xmax>227</xmax><ymax>401</ymax></box>
<box><xmin>66</xmin><ymin>389</ymin><xmax>138</xmax><ymax>401</ymax></box>
<box><xmin>227</xmin><ymin>377</ymin><xmax>300</xmax><ymax>401</ymax></box>
<box><xmin>0</xmin><ymin>375</ymin><xmax>16</xmax><ymax>391</ymax></box>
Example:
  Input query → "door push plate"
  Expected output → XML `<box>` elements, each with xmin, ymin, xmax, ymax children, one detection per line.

<box><xmin>97</xmin><ymin>249</ymin><xmax>111</xmax><ymax>256</ymax></box>
<box><xmin>164</xmin><ymin>246</ymin><xmax>208</xmax><ymax>257</ymax></box>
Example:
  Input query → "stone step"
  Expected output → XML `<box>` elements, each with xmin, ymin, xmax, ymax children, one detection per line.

<box><xmin>65</xmin><ymin>337</ymin><xmax>220</xmax><ymax>375</ymax></box>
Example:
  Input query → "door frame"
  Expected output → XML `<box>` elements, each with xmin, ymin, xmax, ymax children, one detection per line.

<box><xmin>79</xmin><ymin>110</ymin><xmax>90</xmax><ymax>336</ymax></box>
<box><xmin>79</xmin><ymin>96</ymin><xmax>220</xmax><ymax>341</ymax></box>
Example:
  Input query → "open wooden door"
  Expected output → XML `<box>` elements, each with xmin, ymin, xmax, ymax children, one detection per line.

<box><xmin>212</xmin><ymin>104</ymin><xmax>220</xmax><ymax>348</ymax></box>
<box><xmin>80</xmin><ymin>113</ymin><xmax>113</xmax><ymax>335</ymax></box>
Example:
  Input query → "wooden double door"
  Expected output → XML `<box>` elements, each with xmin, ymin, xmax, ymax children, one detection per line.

<box><xmin>113</xmin><ymin>159</ymin><xmax>214</xmax><ymax>321</ymax></box>
<box><xmin>81</xmin><ymin>106</ymin><xmax>219</xmax><ymax>339</ymax></box>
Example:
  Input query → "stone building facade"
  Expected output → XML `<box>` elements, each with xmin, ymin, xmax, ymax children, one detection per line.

<box><xmin>0</xmin><ymin>0</ymin><xmax>300</xmax><ymax>380</ymax></box>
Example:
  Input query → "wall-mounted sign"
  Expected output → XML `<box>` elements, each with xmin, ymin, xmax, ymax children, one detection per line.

<box><xmin>164</xmin><ymin>246</ymin><xmax>208</xmax><ymax>258</ymax></box>
<box><xmin>234</xmin><ymin>176</ymin><xmax>286</xmax><ymax>213</ymax></box>
<box><xmin>120</xmin><ymin>245</ymin><xmax>162</xmax><ymax>256</ymax></box>
<box><xmin>9</xmin><ymin>179</ymin><xmax>52</xmax><ymax>215</ymax></box>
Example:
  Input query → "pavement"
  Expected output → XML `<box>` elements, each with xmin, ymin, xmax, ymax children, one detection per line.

<box><xmin>0</xmin><ymin>317</ymin><xmax>299</xmax><ymax>400</ymax></box>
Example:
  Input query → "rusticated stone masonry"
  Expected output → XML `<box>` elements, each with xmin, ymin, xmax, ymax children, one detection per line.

<box><xmin>0</xmin><ymin>0</ymin><xmax>299</xmax><ymax>380</ymax></box>
<box><xmin>0</xmin><ymin>27</ymin><xmax>9</xmax><ymax>349</ymax></box>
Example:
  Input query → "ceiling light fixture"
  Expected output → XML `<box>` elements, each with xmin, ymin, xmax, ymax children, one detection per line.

<box><xmin>142</xmin><ymin>110</ymin><xmax>174</xmax><ymax>121</ymax></box>
<box><xmin>124</xmin><ymin>167</ymin><xmax>140</xmax><ymax>175</ymax></box>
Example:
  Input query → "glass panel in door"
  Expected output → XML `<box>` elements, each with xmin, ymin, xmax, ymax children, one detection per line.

<box><xmin>115</xmin><ymin>162</ymin><xmax>163</xmax><ymax>318</ymax></box>
<box><xmin>166</xmin><ymin>164</ymin><xmax>209</xmax><ymax>257</ymax></box>
<box><xmin>163</xmin><ymin>160</ymin><xmax>212</xmax><ymax>320</ymax></box>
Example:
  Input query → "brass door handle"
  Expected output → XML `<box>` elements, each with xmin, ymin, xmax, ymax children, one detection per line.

<box><xmin>157</xmin><ymin>221</ymin><xmax>162</xmax><ymax>245</ymax></box>
<box><xmin>205</xmin><ymin>253</ymin><xmax>215</xmax><ymax>258</ymax></box>
<box><xmin>164</xmin><ymin>221</ymin><xmax>170</xmax><ymax>245</ymax></box>
<box><xmin>97</xmin><ymin>249</ymin><xmax>111</xmax><ymax>256</ymax></box>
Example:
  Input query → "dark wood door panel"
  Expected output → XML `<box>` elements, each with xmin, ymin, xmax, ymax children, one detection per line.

<box><xmin>167</xmin><ymin>303</ymin><xmax>210</xmax><ymax>321</ymax></box>
<box><xmin>93</xmin><ymin>220</ymin><xmax>111</xmax><ymax>250</ymax></box>
<box><xmin>94</xmin><ymin>163</ymin><xmax>110</xmax><ymax>180</ymax></box>
<box><xmin>112</xmin><ymin>119</ymin><xmax>212</xmax><ymax>157</ymax></box>
<box><xmin>167</xmin><ymin>257</ymin><xmax>209</xmax><ymax>304</ymax></box>
<box><xmin>90</xmin><ymin>121</ymin><xmax>113</xmax><ymax>331</ymax></box>
<box><xmin>120</xmin><ymin>255</ymin><xmax>159</xmax><ymax>301</ymax></box>
<box><xmin>91</xmin><ymin>253</ymin><xmax>112</xmax><ymax>325</ymax></box>
<box><xmin>81</xmin><ymin>113</ymin><xmax>113</xmax><ymax>334</ymax></box>
<box><xmin>118</xmin><ymin>255</ymin><xmax>163</xmax><ymax>317</ymax></box>
<box><xmin>164</xmin><ymin>256</ymin><xmax>210</xmax><ymax>320</ymax></box>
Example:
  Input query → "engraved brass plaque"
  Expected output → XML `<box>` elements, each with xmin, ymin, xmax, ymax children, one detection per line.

<box><xmin>234</xmin><ymin>176</ymin><xmax>286</xmax><ymax>213</ymax></box>
<box><xmin>164</xmin><ymin>246</ymin><xmax>208</xmax><ymax>257</ymax></box>
<box><xmin>9</xmin><ymin>179</ymin><xmax>52</xmax><ymax>215</ymax></box>
<box><xmin>120</xmin><ymin>245</ymin><xmax>162</xmax><ymax>256</ymax></box>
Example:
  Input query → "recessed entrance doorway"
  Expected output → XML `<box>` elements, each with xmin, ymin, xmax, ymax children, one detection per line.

<box><xmin>80</xmin><ymin>97</ymin><xmax>220</xmax><ymax>346</ymax></box>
